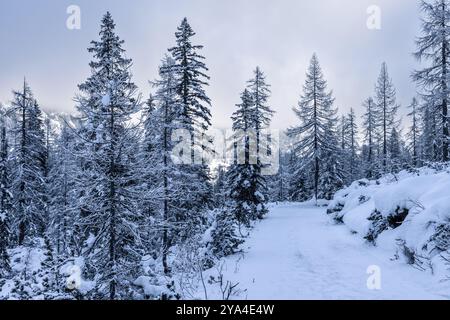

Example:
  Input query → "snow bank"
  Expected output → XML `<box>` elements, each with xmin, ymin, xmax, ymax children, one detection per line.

<box><xmin>133</xmin><ymin>276</ymin><xmax>171</xmax><ymax>299</ymax></box>
<box><xmin>327</xmin><ymin>166</ymin><xmax>450</xmax><ymax>280</ymax></box>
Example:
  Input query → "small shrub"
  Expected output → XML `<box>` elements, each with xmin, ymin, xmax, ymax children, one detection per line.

<box><xmin>365</xmin><ymin>210</ymin><xmax>388</xmax><ymax>244</ymax></box>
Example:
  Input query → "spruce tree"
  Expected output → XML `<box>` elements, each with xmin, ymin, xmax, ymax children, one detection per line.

<box><xmin>267</xmin><ymin>150</ymin><xmax>291</xmax><ymax>202</ymax></box>
<box><xmin>407</xmin><ymin>97</ymin><xmax>421</xmax><ymax>167</ymax></box>
<box><xmin>209</xmin><ymin>207</ymin><xmax>243</xmax><ymax>259</ymax></box>
<box><xmin>48</xmin><ymin>120</ymin><xmax>77</xmax><ymax>257</ymax></box>
<box><xmin>388</xmin><ymin>127</ymin><xmax>403</xmax><ymax>173</ymax></box>
<box><xmin>287</xmin><ymin>54</ymin><xmax>338</xmax><ymax>201</ymax></box>
<box><xmin>246</xmin><ymin>67</ymin><xmax>275</xmax><ymax>164</ymax></box>
<box><xmin>166</xmin><ymin>17</ymin><xmax>213</xmax><ymax>224</ymax></box>
<box><xmin>145</xmin><ymin>56</ymin><xmax>193</xmax><ymax>274</ymax></box>
<box><xmin>345</xmin><ymin>108</ymin><xmax>360</xmax><ymax>183</ymax></box>
<box><xmin>361</xmin><ymin>97</ymin><xmax>380</xmax><ymax>178</ymax></box>
<box><xmin>338</xmin><ymin>115</ymin><xmax>347</xmax><ymax>154</ymax></box>
<box><xmin>287</xmin><ymin>153</ymin><xmax>313</xmax><ymax>202</ymax></box>
<box><xmin>213</xmin><ymin>164</ymin><xmax>227</xmax><ymax>207</ymax></box>
<box><xmin>413</xmin><ymin>0</ymin><xmax>450</xmax><ymax>162</ymax></box>
<box><xmin>74</xmin><ymin>12</ymin><xmax>144</xmax><ymax>299</ymax></box>
<box><xmin>167</xmin><ymin>17</ymin><xmax>211</xmax><ymax>138</ymax></box>
<box><xmin>374</xmin><ymin>62</ymin><xmax>399</xmax><ymax>171</ymax></box>
<box><xmin>319</xmin><ymin>118</ymin><xmax>345</xmax><ymax>199</ymax></box>
<box><xmin>0</xmin><ymin>105</ymin><xmax>11</xmax><ymax>276</ymax></box>
<box><xmin>420</xmin><ymin>105</ymin><xmax>440</xmax><ymax>162</ymax></box>
<box><xmin>227</xmin><ymin>88</ymin><xmax>270</xmax><ymax>226</ymax></box>
<box><xmin>9</xmin><ymin>81</ymin><xmax>46</xmax><ymax>245</ymax></box>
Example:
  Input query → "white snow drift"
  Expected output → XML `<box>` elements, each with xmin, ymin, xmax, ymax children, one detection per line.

<box><xmin>327</xmin><ymin>166</ymin><xmax>450</xmax><ymax>281</ymax></box>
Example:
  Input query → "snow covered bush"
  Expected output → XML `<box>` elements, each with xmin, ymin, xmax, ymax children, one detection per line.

<box><xmin>327</xmin><ymin>166</ymin><xmax>450</xmax><ymax>278</ymax></box>
<box><xmin>207</xmin><ymin>208</ymin><xmax>244</xmax><ymax>261</ymax></box>
<box><xmin>0</xmin><ymin>238</ymin><xmax>82</xmax><ymax>300</ymax></box>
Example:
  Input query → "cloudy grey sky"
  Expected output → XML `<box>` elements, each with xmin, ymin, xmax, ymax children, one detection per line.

<box><xmin>0</xmin><ymin>0</ymin><xmax>421</xmax><ymax>130</ymax></box>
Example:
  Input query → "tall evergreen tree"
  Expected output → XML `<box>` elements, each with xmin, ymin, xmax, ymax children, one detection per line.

<box><xmin>74</xmin><ymin>12</ymin><xmax>144</xmax><ymax>299</ymax></box>
<box><xmin>388</xmin><ymin>127</ymin><xmax>403</xmax><ymax>173</ymax></box>
<box><xmin>246</xmin><ymin>67</ymin><xmax>275</xmax><ymax>164</ymax></box>
<box><xmin>9</xmin><ymin>81</ymin><xmax>46</xmax><ymax>245</ymax></box>
<box><xmin>407</xmin><ymin>97</ymin><xmax>421</xmax><ymax>167</ymax></box>
<box><xmin>413</xmin><ymin>0</ymin><xmax>450</xmax><ymax>162</ymax></box>
<box><xmin>420</xmin><ymin>105</ymin><xmax>440</xmax><ymax>162</ymax></box>
<box><xmin>145</xmin><ymin>56</ymin><xmax>195</xmax><ymax>274</ymax></box>
<box><xmin>362</xmin><ymin>97</ymin><xmax>378</xmax><ymax>179</ymax></box>
<box><xmin>345</xmin><ymin>108</ymin><xmax>360</xmax><ymax>182</ymax></box>
<box><xmin>227</xmin><ymin>89</ymin><xmax>269</xmax><ymax>226</ymax></box>
<box><xmin>338</xmin><ymin>115</ymin><xmax>347</xmax><ymax>153</ymax></box>
<box><xmin>166</xmin><ymin>17</ymin><xmax>213</xmax><ymax>221</ymax></box>
<box><xmin>167</xmin><ymin>17</ymin><xmax>211</xmax><ymax>140</ymax></box>
<box><xmin>287</xmin><ymin>54</ymin><xmax>338</xmax><ymax>201</ymax></box>
<box><xmin>287</xmin><ymin>152</ymin><xmax>313</xmax><ymax>202</ymax></box>
<box><xmin>338</xmin><ymin>109</ymin><xmax>360</xmax><ymax>184</ymax></box>
<box><xmin>319</xmin><ymin>117</ymin><xmax>345</xmax><ymax>199</ymax></box>
<box><xmin>374</xmin><ymin>62</ymin><xmax>399</xmax><ymax>171</ymax></box>
<box><xmin>337</xmin><ymin>115</ymin><xmax>349</xmax><ymax>183</ymax></box>
<box><xmin>267</xmin><ymin>150</ymin><xmax>291</xmax><ymax>202</ymax></box>
<box><xmin>0</xmin><ymin>105</ymin><xmax>11</xmax><ymax>276</ymax></box>
<box><xmin>48</xmin><ymin>120</ymin><xmax>77</xmax><ymax>257</ymax></box>
<box><xmin>41</xmin><ymin>115</ymin><xmax>53</xmax><ymax>240</ymax></box>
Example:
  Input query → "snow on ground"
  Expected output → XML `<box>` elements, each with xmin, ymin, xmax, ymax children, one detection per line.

<box><xmin>199</xmin><ymin>203</ymin><xmax>449</xmax><ymax>300</ymax></box>
<box><xmin>328</xmin><ymin>167</ymin><xmax>450</xmax><ymax>282</ymax></box>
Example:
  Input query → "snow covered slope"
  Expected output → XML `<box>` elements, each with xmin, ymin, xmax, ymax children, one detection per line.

<box><xmin>197</xmin><ymin>203</ymin><xmax>448</xmax><ymax>300</ymax></box>
<box><xmin>327</xmin><ymin>166</ymin><xmax>450</xmax><ymax>282</ymax></box>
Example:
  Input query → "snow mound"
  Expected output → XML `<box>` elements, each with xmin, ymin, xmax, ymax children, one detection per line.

<box><xmin>133</xmin><ymin>276</ymin><xmax>170</xmax><ymax>299</ymax></box>
<box><xmin>327</xmin><ymin>166</ymin><xmax>450</xmax><ymax>279</ymax></box>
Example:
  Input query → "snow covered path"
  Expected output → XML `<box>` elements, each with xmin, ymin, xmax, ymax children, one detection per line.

<box><xmin>205</xmin><ymin>203</ymin><xmax>447</xmax><ymax>300</ymax></box>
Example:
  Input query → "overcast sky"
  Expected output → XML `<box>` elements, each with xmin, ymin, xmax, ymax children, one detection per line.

<box><xmin>0</xmin><ymin>0</ymin><xmax>422</xmax><ymax>130</ymax></box>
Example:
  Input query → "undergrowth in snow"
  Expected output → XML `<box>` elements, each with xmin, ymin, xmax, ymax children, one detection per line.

<box><xmin>327</xmin><ymin>165</ymin><xmax>450</xmax><ymax>280</ymax></box>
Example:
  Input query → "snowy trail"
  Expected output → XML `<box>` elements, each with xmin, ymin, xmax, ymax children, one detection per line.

<box><xmin>205</xmin><ymin>203</ymin><xmax>447</xmax><ymax>300</ymax></box>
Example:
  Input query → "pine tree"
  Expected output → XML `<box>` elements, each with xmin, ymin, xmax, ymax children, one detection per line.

<box><xmin>0</xmin><ymin>105</ymin><xmax>11</xmax><ymax>276</ymax></box>
<box><xmin>277</xmin><ymin>151</ymin><xmax>292</xmax><ymax>201</ymax></box>
<box><xmin>213</xmin><ymin>164</ymin><xmax>227</xmax><ymax>207</ymax></box>
<box><xmin>319</xmin><ymin>118</ymin><xmax>345</xmax><ymax>199</ymax></box>
<box><xmin>145</xmin><ymin>55</ymin><xmax>195</xmax><ymax>274</ymax></box>
<box><xmin>9</xmin><ymin>81</ymin><xmax>47</xmax><ymax>245</ymax></box>
<box><xmin>41</xmin><ymin>115</ymin><xmax>53</xmax><ymax>243</ymax></box>
<box><xmin>339</xmin><ymin>109</ymin><xmax>360</xmax><ymax>184</ymax></box>
<box><xmin>374</xmin><ymin>62</ymin><xmax>399</xmax><ymax>171</ymax></box>
<box><xmin>413</xmin><ymin>0</ymin><xmax>450</xmax><ymax>162</ymax></box>
<box><xmin>209</xmin><ymin>207</ymin><xmax>243</xmax><ymax>260</ymax></box>
<box><xmin>420</xmin><ymin>105</ymin><xmax>440</xmax><ymax>162</ymax></box>
<box><xmin>246</xmin><ymin>67</ymin><xmax>275</xmax><ymax>164</ymax></box>
<box><xmin>267</xmin><ymin>150</ymin><xmax>291</xmax><ymax>202</ymax></box>
<box><xmin>74</xmin><ymin>12</ymin><xmax>145</xmax><ymax>299</ymax></box>
<box><xmin>362</xmin><ymin>97</ymin><xmax>378</xmax><ymax>179</ymax></box>
<box><xmin>287</xmin><ymin>153</ymin><xmax>313</xmax><ymax>202</ymax></box>
<box><xmin>345</xmin><ymin>108</ymin><xmax>360</xmax><ymax>182</ymax></box>
<box><xmin>338</xmin><ymin>115</ymin><xmax>347</xmax><ymax>153</ymax></box>
<box><xmin>48</xmin><ymin>120</ymin><xmax>77</xmax><ymax>257</ymax></box>
<box><xmin>227</xmin><ymin>88</ymin><xmax>271</xmax><ymax>226</ymax></box>
<box><xmin>337</xmin><ymin>115</ymin><xmax>349</xmax><ymax>183</ymax></box>
<box><xmin>167</xmin><ymin>17</ymin><xmax>211</xmax><ymax>139</ymax></box>
<box><xmin>388</xmin><ymin>127</ymin><xmax>403</xmax><ymax>173</ymax></box>
<box><xmin>140</xmin><ymin>94</ymin><xmax>159</xmax><ymax>218</ymax></box>
<box><xmin>166</xmin><ymin>17</ymin><xmax>213</xmax><ymax>223</ymax></box>
<box><xmin>407</xmin><ymin>97</ymin><xmax>421</xmax><ymax>167</ymax></box>
<box><xmin>287</xmin><ymin>54</ymin><xmax>338</xmax><ymax>201</ymax></box>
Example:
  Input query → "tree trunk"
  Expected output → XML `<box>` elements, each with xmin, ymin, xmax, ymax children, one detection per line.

<box><xmin>18</xmin><ymin>82</ymin><xmax>27</xmax><ymax>245</ymax></box>
<box><xmin>442</xmin><ymin>29</ymin><xmax>449</xmax><ymax>162</ymax></box>
<box><xmin>162</xmin><ymin>101</ymin><xmax>170</xmax><ymax>275</ymax></box>
<box><xmin>108</xmin><ymin>100</ymin><xmax>117</xmax><ymax>300</ymax></box>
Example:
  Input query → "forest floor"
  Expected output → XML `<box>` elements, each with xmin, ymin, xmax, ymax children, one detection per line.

<box><xmin>200</xmin><ymin>202</ymin><xmax>449</xmax><ymax>300</ymax></box>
